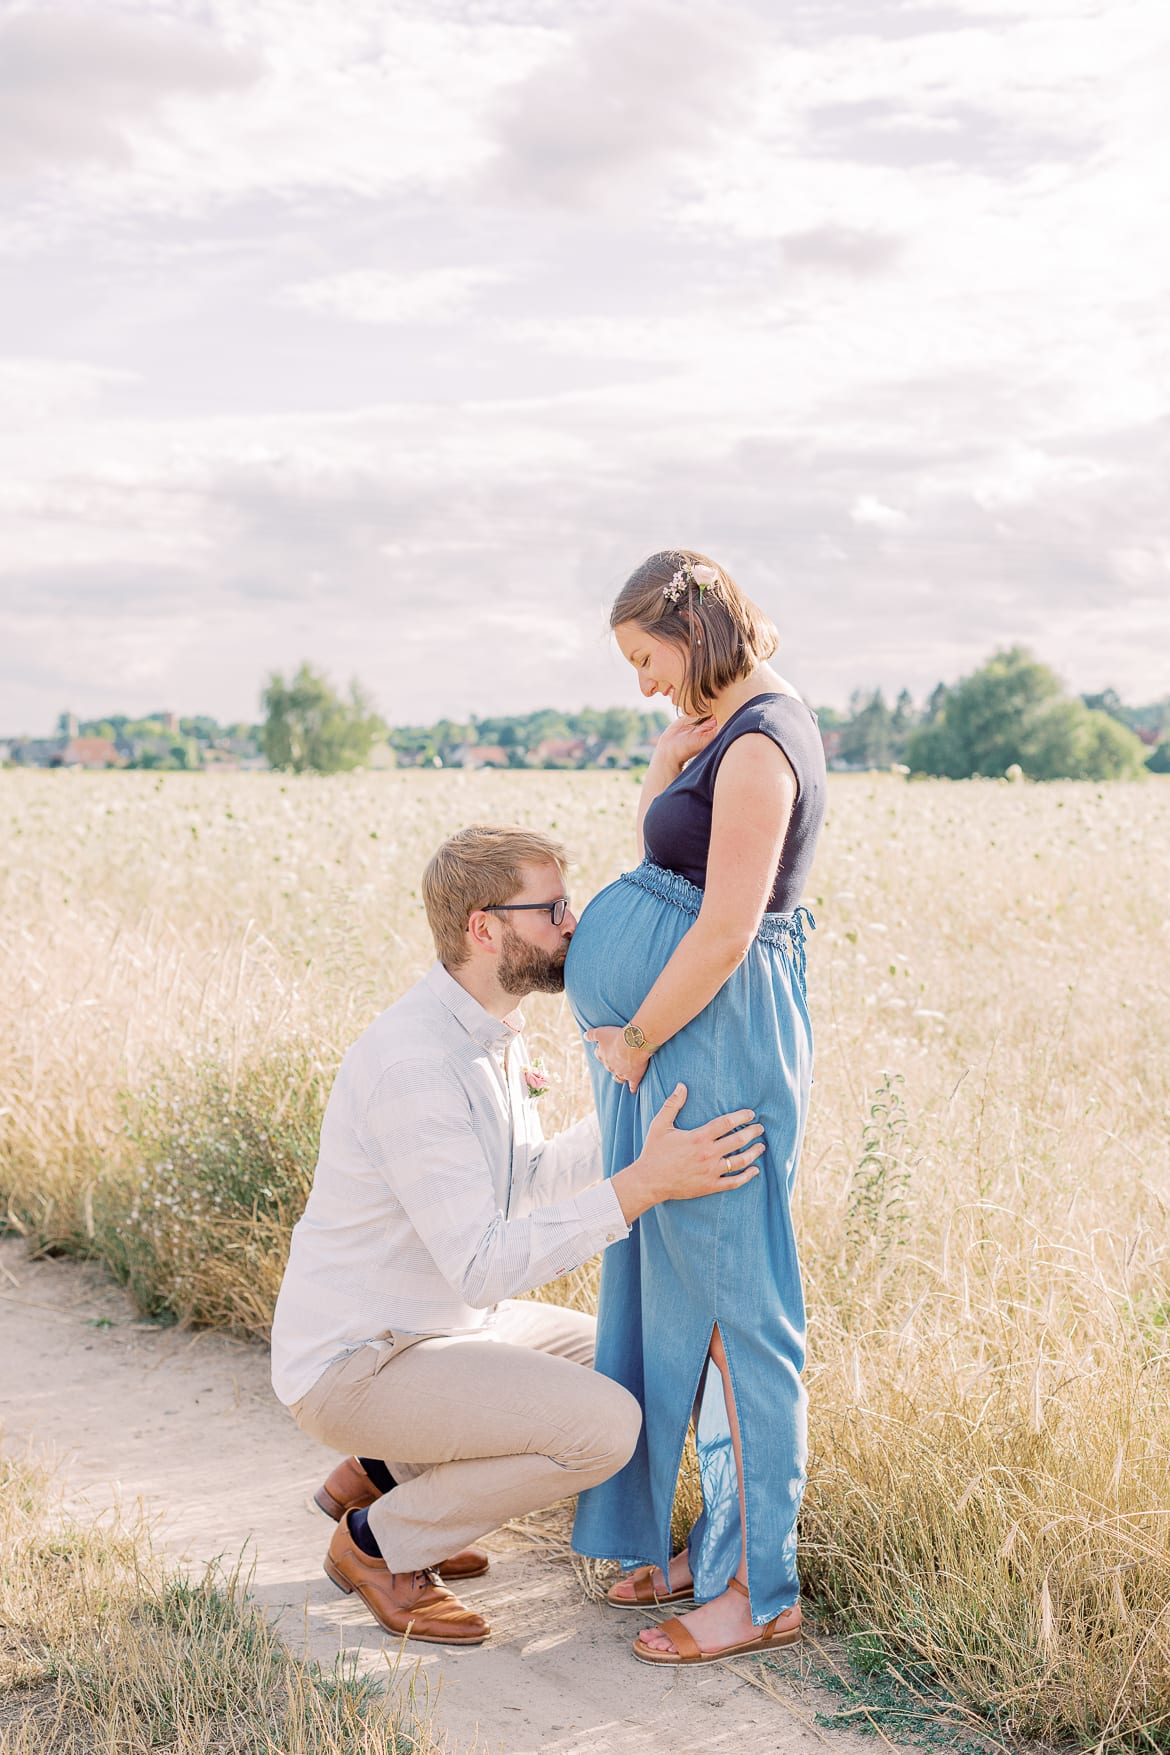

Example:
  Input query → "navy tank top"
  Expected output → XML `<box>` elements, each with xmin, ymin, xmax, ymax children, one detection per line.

<box><xmin>642</xmin><ymin>693</ymin><xmax>826</xmax><ymax>914</ymax></box>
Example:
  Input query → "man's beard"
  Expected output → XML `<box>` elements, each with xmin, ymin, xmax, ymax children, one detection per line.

<box><xmin>497</xmin><ymin>922</ymin><xmax>570</xmax><ymax>996</ymax></box>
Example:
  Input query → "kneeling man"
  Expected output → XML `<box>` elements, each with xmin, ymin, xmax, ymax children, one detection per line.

<box><xmin>271</xmin><ymin>825</ymin><xmax>766</xmax><ymax>1645</ymax></box>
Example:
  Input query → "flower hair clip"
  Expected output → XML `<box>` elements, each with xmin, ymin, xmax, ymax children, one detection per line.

<box><xmin>663</xmin><ymin>559</ymin><xmax>719</xmax><ymax>607</ymax></box>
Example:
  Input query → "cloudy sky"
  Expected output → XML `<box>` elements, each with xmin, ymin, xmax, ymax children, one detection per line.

<box><xmin>2</xmin><ymin>0</ymin><xmax>1168</xmax><ymax>733</ymax></box>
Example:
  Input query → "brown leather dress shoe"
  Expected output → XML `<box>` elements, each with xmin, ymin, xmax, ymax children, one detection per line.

<box><xmin>313</xmin><ymin>1456</ymin><xmax>490</xmax><ymax>1580</ymax></box>
<box><xmin>323</xmin><ymin>1515</ymin><xmax>490</xmax><ymax>1645</ymax></box>
<box><xmin>313</xmin><ymin>1455</ymin><xmax>381</xmax><ymax>1520</ymax></box>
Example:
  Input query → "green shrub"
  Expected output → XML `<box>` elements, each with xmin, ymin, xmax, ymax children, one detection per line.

<box><xmin>97</xmin><ymin>1043</ymin><xmax>332</xmax><ymax>1332</ymax></box>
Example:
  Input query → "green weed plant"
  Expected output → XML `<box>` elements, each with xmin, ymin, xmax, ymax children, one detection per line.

<box><xmin>0</xmin><ymin>1452</ymin><xmax>439</xmax><ymax>1754</ymax></box>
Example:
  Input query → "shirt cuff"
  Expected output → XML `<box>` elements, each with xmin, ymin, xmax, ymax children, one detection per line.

<box><xmin>572</xmin><ymin>1177</ymin><xmax>630</xmax><ymax>1250</ymax></box>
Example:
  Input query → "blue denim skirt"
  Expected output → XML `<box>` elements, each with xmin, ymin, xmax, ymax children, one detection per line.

<box><xmin>564</xmin><ymin>858</ymin><xmax>814</xmax><ymax>1623</ymax></box>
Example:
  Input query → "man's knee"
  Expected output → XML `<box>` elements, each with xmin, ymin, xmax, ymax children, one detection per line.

<box><xmin>607</xmin><ymin>1381</ymin><xmax>642</xmax><ymax>1472</ymax></box>
<box><xmin>563</xmin><ymin>1375</ymin><xmax>641</xmax><ymax>1478</ymax></box>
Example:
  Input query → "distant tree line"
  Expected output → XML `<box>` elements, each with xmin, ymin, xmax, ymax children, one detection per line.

<box><xmin>386</xmin><ymin>706</ymin><xmax>669</xmax><ymax>768</ymax></box>
<box><xmin>71</xmin><ymin>711</ymin><xmax>261</xmax><ymax>770</ymax></box>
<box><xmin>66</xmin><ymin>653</ymin><xmax>1169</xmax><ymax>781</ymax></box>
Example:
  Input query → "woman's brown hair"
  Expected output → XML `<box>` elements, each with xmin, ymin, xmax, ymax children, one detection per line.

<box><xmin>609</xmin><ymin>549</ymin><xmax>778</xmax><ymax>718</ymax></box>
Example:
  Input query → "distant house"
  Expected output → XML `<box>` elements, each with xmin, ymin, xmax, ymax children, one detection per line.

<box><xmin>8</xmin><ymin>737</ymin><xmax>67</xmax><ymax>767</ymax></box>
<box><xmin>821</xmin><ymin>728</ymin><xmax>844</xmax><ymax>764</ymax></box>
<box><xmin>4</xmin><ymin>735</ymin><xmax>121</xmax><ymax>769</ymax></box>
<box><xmin>202</xmin><ymin>747</ymin><xmax>240</xmax><ymax>769</ymax></box>
<box><xmin>534</xmin><ymin>738</ymin><xmax>587</xmax><ymax>766</ymax></box>
<box><xmin>62</xmin><ymin>736</ymin><xmax>124</xmax><ymax>769</ymax></box>
<box><xmin>452</xmin><ymin>744</ymin><xmax>512</xmax><ymax>770</ymax></box>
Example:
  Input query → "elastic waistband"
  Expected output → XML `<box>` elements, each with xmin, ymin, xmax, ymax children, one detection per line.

<box><xmin>619</xmin><ymin>859</ymin><xmax>815</xmax><ymax>963</ymax></box>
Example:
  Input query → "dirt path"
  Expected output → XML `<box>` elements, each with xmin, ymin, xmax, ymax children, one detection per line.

<box><xmin>0</xmin><ymin>1238</ymin><xmax>899</xmax><ymax>1755</ymax></box>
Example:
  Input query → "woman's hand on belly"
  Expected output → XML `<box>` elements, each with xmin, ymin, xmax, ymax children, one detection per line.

<box><xmin>585</xmin><ymin>1024</ymin><xmax>653</xmax><ymax>1092</ymax></box>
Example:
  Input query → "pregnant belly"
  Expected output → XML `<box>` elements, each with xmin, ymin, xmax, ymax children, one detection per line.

<box><xmin>564</xmin><ymin>874</ymin><xmax>676</xmax><ymax>1029</ymax></box>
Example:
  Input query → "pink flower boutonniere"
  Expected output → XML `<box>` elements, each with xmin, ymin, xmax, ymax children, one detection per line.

<box><xmin>523</xmin><ymin>1062</ymin><xmax>554</xmax><ymax>1100</ymax></box>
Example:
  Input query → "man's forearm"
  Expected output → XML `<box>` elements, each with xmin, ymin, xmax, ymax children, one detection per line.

<box><xmin>444</xmin><ymin>1179</ymin><xmax>627</xmax><ymax>1308</ymax></box>
<box><xmin>610</xmin><ymin>1159</ymin><xmax>667</xmax><ymax>1226</ymax></box>
<box><xmin>520</xmin><ymin>1112</ymin><xmax>602</xmax><ymax>1210</ymax></box>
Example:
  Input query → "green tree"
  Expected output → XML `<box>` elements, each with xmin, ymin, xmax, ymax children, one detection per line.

<box><xmin>1147</xmin><ymin>739</ymin><xmax>1170</xmax><ymax>774</ymax></box>
<box><xmin>431</xmin><ymin>719</ymin><xmax>474</xmax><ymax>763</ymax></box>
<box><xmin>890</xmin><ymin>688</ymin><xmax>917</xmax><ymax>760</ymax></box>
<box><xmin>613</xmin><ymin>708</ymin><xmax>649</xmax><ymax>748</ymax></box>
<box><xmin>908</xmin><ymin>648</ymin><xmax>1147</xmax><ymax>781</ymax></box>
<box><xmin>839</xmin><ymin>690</ymin><xmax>894</xmax><ymax>769</ymax></box>
<box><xmin>1028</xmin><ymin>701</ymin><xmax>1147</xmax><ymax>781</ymax></box>
<box><xmin>261</xmin><ymin>664</ymin><xmax>386</xmax><ymax>774</ymax></box>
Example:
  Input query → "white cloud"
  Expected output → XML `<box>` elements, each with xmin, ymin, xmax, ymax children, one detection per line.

<box><xmin>484</xmin><ymin>3</ymin><xmax>766</xmax><ymax>206</ymax></box>
<box><xmin>0</xmin><ymin>357</ymin><xmax>135</xmax><ymax>418</ymax></box>
<box><xmin>0</xmin><ymin>7</ymin><xmax>259</xmax><ymax>177</ymax></box>
<box><xmin>850</xmin><ymin>495</ymin><xmax>911</xmax><ymax>530</ymax></box>
<box><xmin>285</xmin><ymin>266</ymin><xmax>509</xmax><ymax>324</ymax></box>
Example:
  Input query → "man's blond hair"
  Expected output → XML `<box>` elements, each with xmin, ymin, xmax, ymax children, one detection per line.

<box><xmin>422</xmin><ymin>823</ymin><xmax>570</xmax><ymax>969</ymax></box>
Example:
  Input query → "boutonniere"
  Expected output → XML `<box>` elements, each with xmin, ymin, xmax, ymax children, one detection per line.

<box><xmin>523</xmin><ymin>1061</ymin><xmax>554</xmax><ymax>1100</ymax></box>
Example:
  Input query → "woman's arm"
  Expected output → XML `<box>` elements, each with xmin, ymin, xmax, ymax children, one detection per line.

<box><xmin>587</xmin><ymin>733</ymin><xmax>796</xmax><ymax>1091</ymax></box>
<box><xmin>634</xmin><ymin>717</ymin><xmax>718</xmax><ymax>857</ymax></box>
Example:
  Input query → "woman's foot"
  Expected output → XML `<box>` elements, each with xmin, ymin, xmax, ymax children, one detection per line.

<box><xmin>607</xmin><ymin>1549</ymin><xmax>693</xmax><ymax>1605</ymax></box>
<box><xmin>636</xmin><ymin>1577</ymin><xmax>800</xmax><ymax>1656</ymax></box>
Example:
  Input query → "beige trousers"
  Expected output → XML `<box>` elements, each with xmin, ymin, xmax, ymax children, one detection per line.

<box><xmin>292</xmin><ymin>1300</ymin><xmax>642</xmax><ymax>1572</ymax></box>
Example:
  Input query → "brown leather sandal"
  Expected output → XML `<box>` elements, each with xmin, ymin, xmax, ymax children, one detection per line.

<box><xmin>606</xmin><ymin>1562</ymin><xmax>694</xmax><ymax>1609</ymax></box>
<box><xmin>631</xmin><ymin>1575</ymin><xmax>801</xmax><ymax>1665</ymax></box>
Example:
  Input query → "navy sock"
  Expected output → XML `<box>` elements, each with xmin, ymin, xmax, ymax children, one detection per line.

<box><xmin>358</xmin><ymin>1457</ymin><xmax>397</xmax><ymax>1495</ymax></box>
<box><xmin>348</xmin><ymin>1508</ymin><xmax>382</xmax><ymax>1559</ymax></box>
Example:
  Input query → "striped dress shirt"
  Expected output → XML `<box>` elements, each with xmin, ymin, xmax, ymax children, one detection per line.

<box><xmin>270</xmin><ymin>960</ymin><xmax>629</xmax><ymax>1407</ymax></box>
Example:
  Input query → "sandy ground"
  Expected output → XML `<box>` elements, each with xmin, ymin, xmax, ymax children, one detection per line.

<box><xmin>0</xmin><ymin>1237</ymin><xmax>903</xmax><ymax>1755</ymax></box>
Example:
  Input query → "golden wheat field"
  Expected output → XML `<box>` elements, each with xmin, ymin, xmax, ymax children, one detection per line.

<box><xmin>3</xmin><ymin>767</ymin><xmax>1170</xmax><ymax>1747</ymax></box>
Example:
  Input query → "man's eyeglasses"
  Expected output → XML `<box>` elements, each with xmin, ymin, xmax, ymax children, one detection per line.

<box><xmin>481</xmin><ymin>898</ymin><xmax>570</xmax><ymax>927</ymax></box>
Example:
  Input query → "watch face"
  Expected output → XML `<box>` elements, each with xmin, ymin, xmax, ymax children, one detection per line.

<box><xmin>624</xmin><ymin>1023</ymin><xmax>644</xmax><ymax>1049</ymax></box>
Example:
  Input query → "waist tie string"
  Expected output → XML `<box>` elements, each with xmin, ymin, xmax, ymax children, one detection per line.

<box><xmin>789</xmin><ymin>904</ymin><xmax>816</xmax><ymax>988</ymax></box>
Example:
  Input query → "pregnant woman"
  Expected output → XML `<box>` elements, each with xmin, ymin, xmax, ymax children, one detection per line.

<box><xmin>565</xmin><ymin>549</ymin><xmax>826</xmax><ymax>1666</ymax></box>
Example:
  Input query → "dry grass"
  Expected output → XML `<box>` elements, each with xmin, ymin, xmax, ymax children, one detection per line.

<box><xmin>3</xmin><ymin>767</ymin><xmax>1170</xmax><ymax>1746</ymax></box>
<box><xmin>0</xmin><ymin>1447</ymin><xmax>440</xmax><ymax>1753</ymax></box>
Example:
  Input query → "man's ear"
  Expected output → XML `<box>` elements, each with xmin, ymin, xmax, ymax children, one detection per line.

<box><xmin>466</xmin><ymin>908</ymin><xmax>498</xmax><ymax>955</ymax></box>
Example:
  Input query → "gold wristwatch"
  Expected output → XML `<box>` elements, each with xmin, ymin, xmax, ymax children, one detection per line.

<box><xmin>623</xmin><ymin>1021</ymin><xmax>654</xmax><ymax>1053</ymax></box>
